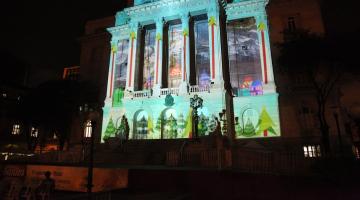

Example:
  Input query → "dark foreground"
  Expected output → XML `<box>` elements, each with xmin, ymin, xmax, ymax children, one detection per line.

<box><xmin>49</xmin><ymin>168</ymin><xmax>360</xmax><ymax>200</ymax></box>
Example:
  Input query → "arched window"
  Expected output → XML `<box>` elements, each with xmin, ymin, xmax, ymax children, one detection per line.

<box><xmin>134</xmin><ymin>110</ymin><xmax>149</xmax><ymax>139</ymax></box>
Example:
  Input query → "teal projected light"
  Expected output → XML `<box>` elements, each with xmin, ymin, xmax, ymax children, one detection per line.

<box><xmin>101</xmin><ymin>0</ymin><xmax>280</xmax><ymax>142</ymax></box>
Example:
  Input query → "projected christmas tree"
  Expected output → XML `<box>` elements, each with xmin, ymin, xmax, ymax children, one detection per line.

<box><xmin>164</xmin><ymin>114</ymin><xmax>177</xmax><ymax>139</ymax></box>
<box><xmin>257</xmin><ymin>107</ymin><xmax>277</xmax><ymax>137</ymax></box>
<box><xmin>177</xmin><ymin>113</ymin><xmax>186</xmax><ymax>137</ymax></box>
<box><xmin>104</xmin><ymin>117</ymin><xmax>116</xmax><ymax>139</ymax></box>
<box><xmin>242</xmin><ymin>118</ymin><xmax>256</xmax><ymax>137</ymax></box>
<box><xmin>113</xmin><ymin>88</ymin><xmax>124</xmax><ymax>107</ymax></box>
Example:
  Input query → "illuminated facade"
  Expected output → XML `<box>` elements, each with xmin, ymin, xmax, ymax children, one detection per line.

<box><xmin>102</xmin><ymin>0</ymin><xmax>280</xmax><ymax>141</ymax></box>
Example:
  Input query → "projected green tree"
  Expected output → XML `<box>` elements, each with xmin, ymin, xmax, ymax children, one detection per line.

<box><xmin>104</xmin><ymin>117</ymin><xmax>116</xmax><ymax>139</ymax></box>
<box><xmin>257</xmin><ymin>107</ymin><xmax>277</xmax><ymax>137</ymax></box>
<box><xmin>242</xmin><ymin>118</ymin><xmax>256</xmax><ymax>137</ymax></box>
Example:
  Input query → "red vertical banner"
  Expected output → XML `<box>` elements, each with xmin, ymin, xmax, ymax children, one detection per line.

<box><xmin>109</xmin><ymin>51</ymin><xmax>115</xmax><ymax>98</ymax></box>
<box><xmin>209</xmin><ymin>16</ymin><xmax>216</xmax><ymax>80</ymax></box>
<box><xmin>258</xmin><ymin>22</ymin><xmax>268</xmax><ymax>84</ymax></box>
<box><xmin>183</xmin><ymin>34</ymin><xmax>187</xmax><ymax>81</ymax></box>
<box><xmin>156</xmin><ymin>39</ymin><xmax>159</xmax><ymax>84</ymax></box>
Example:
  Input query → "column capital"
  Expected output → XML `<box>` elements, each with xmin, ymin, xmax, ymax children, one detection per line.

<box><xmin>155</xmin><ymin>17</ymin><xmax>164</xmax><ymax>26</ymax></box>
<box><xmin>129</xmin><ymin>21</ymin><xmax>139</xmax><ymax>31</ymax></box>
<box><xmin>180</xmin><ymin>12</ymin><xmax>190</xmax><ymax>21</ymax></box>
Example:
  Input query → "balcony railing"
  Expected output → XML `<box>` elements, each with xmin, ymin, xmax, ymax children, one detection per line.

<box><xmin>127</xmin><ymin>84</ymin><xmax>211</xmax><ymax>99</ymax></box>
<box><xmin>160</xmin><ymin>88</ymin><xmax>179</xmax><ymax>96</ymax></box>
<box><xmin>189</xmin><ymin>85</ymin><xmax>210</xmax><ymax>93</ymax></box>
<box><xmin>132</xmin><ymin>90</ymin><xmax>151</xmax><ymax>98</ymax></box>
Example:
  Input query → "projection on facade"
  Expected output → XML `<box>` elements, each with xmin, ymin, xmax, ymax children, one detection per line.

<box><xmin>102</xmin><ymin>0</ymin><xmax>280</xmax><ymax>141</ymax></box>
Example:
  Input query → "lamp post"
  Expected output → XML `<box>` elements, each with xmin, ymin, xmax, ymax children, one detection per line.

<box><xmin>190</xmin><ymin>94</ymin><xmax>203</xmax><ymax>139</ymax></box>
<box><xmin>219</xmin><ymin>109</ymin><xmax>227</xmax><ymax>136</ymax></box>
<box><xmin>83</xmin><ymin>120</ymin><xmax>96</xmax><ymax>199</ymax></box>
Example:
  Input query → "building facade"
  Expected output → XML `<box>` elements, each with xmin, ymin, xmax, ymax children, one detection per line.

<box><xmin>101</xmin><ymin>0</ymin><xmax>281</xmax><ymax>142</ymax></box>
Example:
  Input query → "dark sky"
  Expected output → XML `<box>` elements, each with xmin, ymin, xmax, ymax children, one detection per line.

<box><xmin>1</xmin><ymin>0</ymin><xmax>359</xmax><ymax>87</ymax></box>
<box><xmin>1</xmin><ymin>0</ymin><xmax>126</xmax><ymax>87</ymax></box>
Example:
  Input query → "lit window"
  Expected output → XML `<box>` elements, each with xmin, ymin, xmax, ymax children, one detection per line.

<box><xmin>194</xmin><ymin>17</ymin><xmax>211</xmax><ymax>88</ymax></box>
<box><xmin>12</xmin><ymin>124</ymin><xmax>20</xmax><ymax>135</ymax></box>
<box><xmin>142</xmin><ymin>26</ymin><xmax>156</xmax><ymax>90</ymax></box>
<box><xmin>168</xmin><ymin>23</ymin><xmax>182</xmax><ymax>88</ymax></box>
<box><xmin>303</xmin><ymin>145</ymin><xmax>321</xmax><ymax>158</ymax></box>
<box><xmin>31</xmin><ymin>127</ymin><xmax>39</xmax><ymax>138</ymax></box>
<box><xmin>84</xmin><ymin>120</ymin><xmax>92</xmax><ymax>138</ymax></box>
<box><xmin>227</xmin><ymin>17</ymin><xmax>263</xmax><ymax>97</ymax></box>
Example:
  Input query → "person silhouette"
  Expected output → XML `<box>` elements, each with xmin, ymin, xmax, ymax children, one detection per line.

<box><xmin>37</xmin><ymin>171</ymin><xmax>55</xmax><ymax>200</ymax></box>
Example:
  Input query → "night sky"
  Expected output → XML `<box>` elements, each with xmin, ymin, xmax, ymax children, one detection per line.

<box><xmin>1</xmin><ymin>0</ymin><xmax>126</xmax><ymax>87</ymax></box>
<box><xmin>1</xmin><ymin>0</ymin><xmax>359</xmax><ymax>87</ymax></box>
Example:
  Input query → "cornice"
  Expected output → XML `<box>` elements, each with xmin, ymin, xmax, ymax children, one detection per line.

<box><xmin>123</xmin><ymin>0</ymin><xmax>223</xmax><ymax>23</ymax></box>
<box><xmin>107</xmin><ymin>25</ymin><xmax>130</xmax><ymax>40</ymax></box>
<box><xmin>226</xmin><ymin>0</ymin><xmax>268</xmax><ymax>20</ymax></box>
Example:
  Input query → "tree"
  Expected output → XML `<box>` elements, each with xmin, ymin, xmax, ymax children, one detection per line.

<box><xmin>104</xmin><ymin>117</ymin><xmax>116</xmax><ymax>140</ymax></box>
<box><xmin>177</xmin><ymin>113</ymin><xmax>186</xmax><ymax>137</ymax></box>
<box><xmin>21</xmin><ymin>80</ymin><xmax>98</xmax><ymax>150</ymax></box>
<box><xmin>197</xmin><ymin>114</ymin><xmax>208</xmax><ymax>136</ymax></box>
<box><xmin>242</xmin><ymin>118</ymin><xmax>256</xmax><ymax>137</ymax></box>
<box><xmin>256</xmin><ymin>107</ymin><xmax>277</xmax><ymax>137</ymax></box>
<box><xmin>278</xmin><ymin>30</ymin><xmax>347</xmax><ymax>155</ymax></box>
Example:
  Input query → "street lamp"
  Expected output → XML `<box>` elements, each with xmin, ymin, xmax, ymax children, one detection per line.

<box><xmin>29</xmin><ymin>127</ymin><xmax>39</xmax><ymax>151</ymax></box>
<box><xmin>190</xmin><ymin>94</ymin><xmax>203</xmax><ymax>139</ymax></box>
<box><xmin>219</xmin><ymin>109</ymin><xmax>227</xmax><ymax>136</ymax></box>
<box><xmin>83</xmin><ymin>120</ymin><xmax>96</xmax><ymax>198</ymax></box>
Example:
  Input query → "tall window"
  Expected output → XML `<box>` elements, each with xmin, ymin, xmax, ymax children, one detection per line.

<box><xmin>142</xmin><ymin>27</ymin><xmax>156</xmax><ymax>90</ymax></box>
<box><xmin>194</xmin><ymin>18</ymin><xmax>210</xmax><ymax>87</ymax></box>
<box><xmin>113</xmin><ymin>39</ymin><xmax>129</xmax><ymax>106</ymax></box>
<box><xmin>84</xmin><ymin>120</ymin><xmax>92</xmax><ymax>138</ymax></box>
<box><xmin>168</xmin><ymin>23</ymin><xmax>182</xmax><ymax>88</ymax></box>
<box><xmin>12</xmin><ymin>124</ymin><xmax>20</xmax><ymax>135</ymax></box>
<box><xmin>227</xmin><ymin>17</ymin><xmax>263</xmax><ymax>97</ymax></box>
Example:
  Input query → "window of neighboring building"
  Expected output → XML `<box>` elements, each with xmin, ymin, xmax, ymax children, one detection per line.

<box><xmin>303</xmin><ymin>145</ymin><xmax>321</xmax><ymax>158</ymax></box>
<box><xmin>299</xmin><ymin>103</ymin><xmax>317</xmax><ymax>131</ymax></box>
<box><xmin>227</xmin><ymin>17</ymin><xmax>263</xmax><ymax>97</ymax></box>
<box><xmin>12</xmin><ymin>124</ymin><xmax>20</xmax><ymax>135</ymax></box>
<box><xmin>167</xmin><ymin>23</ymin><xmax>182</xmax><ymax>88</ymax></box>
<box><xmin>30</xmin><ymin>127</ymin><xmax>39</xmax><ymax>138</ymax></box>
<box><xmin>84</xmin><ymin>120</ymin><xmax>93</xmax><ymax>138</ymax></box>
<box><xmin>287</xmin><ymin>17</ymin><xmax>296</xmax><ymax>32</ymax></box>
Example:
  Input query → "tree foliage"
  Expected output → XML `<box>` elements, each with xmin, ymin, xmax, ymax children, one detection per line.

<box><xmin>278</xmin><ymin>30</ymin><xmax>351</xmax><ymax>154</ymax></box>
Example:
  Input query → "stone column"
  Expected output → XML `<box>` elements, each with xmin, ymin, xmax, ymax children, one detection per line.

<box><xmin>179</xmin><ymin>12</ymin><xmax>190</xmax><ymax>95</ymax></box>
<box><xmin>153</xmin><ymin>17</ymin><xmax>164</xmax><ymax>97</ymax></box>
<box><xmin>208</xmin><ymin>4</ymin><xmax>224</xmax><ymax>89</ymax></box>
<box><xmin>125</xmin><ymin>21</ymin><xmax>139</xmax><ymax>92</ymax></box>
<box><xmin>256</xmin><ymin>14</ymin><xmax>276</xmax><ymax>94</ymax></box>
<box><xmin>105</xmin><ymin>39</ymin><xmax>119</xmax><ymax>106</ymax></box>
